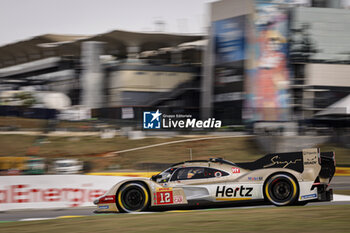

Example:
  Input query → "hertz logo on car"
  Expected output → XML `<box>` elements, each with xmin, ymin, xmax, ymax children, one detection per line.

<box><xmin>215</xmin><ymin>185</ymin><xmax>253</xmax><ymax>199</ymax></box>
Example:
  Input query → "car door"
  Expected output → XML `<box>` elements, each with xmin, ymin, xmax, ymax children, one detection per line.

<box><xmin>168</xmin><ymin>167</ymin><xmax>229</xmax><ymax>202</ymax></box>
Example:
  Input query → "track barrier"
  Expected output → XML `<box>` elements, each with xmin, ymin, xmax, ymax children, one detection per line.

<box><xmin>0</xmin><ymin>175</ymin><xmax>127</xmax><ymax>211</ymax></box>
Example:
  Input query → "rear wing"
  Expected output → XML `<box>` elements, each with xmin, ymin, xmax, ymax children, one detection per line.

<box><xmin>236</xmin><ymin>148</ymin><xmax>335</xmax><ymax>178</ymax></box>
<box><xmin>236</xmin><ymin>151</ymin><xmax>304</xmax><ymax>172</ymax></box>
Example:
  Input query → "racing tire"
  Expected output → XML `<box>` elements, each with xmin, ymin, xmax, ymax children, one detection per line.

<box><xmin>264</xmin><ymin>173</ymin><xmax>299</xmax><ymax>206</ymax></box>
<box><xmin>117</xmin><ymin>183</ymin><xmax>150</xmax><ymax>213</ymax></box>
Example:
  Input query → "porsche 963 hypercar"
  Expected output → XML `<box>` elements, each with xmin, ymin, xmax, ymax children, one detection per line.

<box><xmin>94</xmin><ymin>148</ymin><xmax>335</xmax><ymax>213</ymax></box>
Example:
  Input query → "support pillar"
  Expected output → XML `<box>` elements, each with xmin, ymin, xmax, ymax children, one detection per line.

<box><xmin>81</xmin><ymin>41</ymin><xmax>105</xmax><ymax>109</ymax></box>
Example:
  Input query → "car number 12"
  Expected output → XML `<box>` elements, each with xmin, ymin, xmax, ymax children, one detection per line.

<box><xmin>156</xmin><ymin>191</ymin><xmax>173</xmax><ymax>204</ymax></box>
<box><xmin>160</xmin><ymin>192</ymin><xmax>171</xmax><ymax>203</ymax></box>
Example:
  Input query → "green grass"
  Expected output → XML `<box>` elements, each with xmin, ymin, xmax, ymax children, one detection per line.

<box><xmin>1</xmin><ymin>205</ymin><xmax>350</xmax><ymax>233</ymax></box>
<box><xmin>0</xmin><ymin>133</ymin><xmax>349</xmax><ymax>170</ymax></box>
<box><xmin>0</xmin><ymin>116</ymin><xmax>349</xmax><ymax>169</ymax></box>
<box><xmin>0</xmin><ymin>116</ymin><xmax>46</xmax><ymax>129</ymax></box>
<box><xmin>0</xmin><ymin>135</ymin><xmax>262</xmax><ymax>170</ymax></box>
<box><xmin>0</xmin><ymin>116</ymin><xmax>94</xmax><ymax>129</ymax></box>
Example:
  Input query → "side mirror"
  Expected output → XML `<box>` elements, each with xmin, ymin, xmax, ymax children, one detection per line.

<box><xmin>151</xmin><ymin>174</ymin><xmax>162</xmax><ymax>181</ymax></box>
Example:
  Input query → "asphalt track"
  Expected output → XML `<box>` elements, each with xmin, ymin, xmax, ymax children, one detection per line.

<box><xmin>1</xmin><ymin>176</ymin><xmax>350</xmax><ymax>222</ymax></box>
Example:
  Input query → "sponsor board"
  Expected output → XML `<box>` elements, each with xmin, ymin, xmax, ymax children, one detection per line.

<box><xmin>244</xmin><ymin>2</ymin><xmax>290</xmax><ymax>121</ymax></box>
<box><xmin>0</xmin><ymin>184</ymin><xmax>104</xmax><ymax>204</ymax></box>
<box><xmin>0</xmin><ymin>175</ymin><xmax>127</xmax><ymax>211</ymax></box>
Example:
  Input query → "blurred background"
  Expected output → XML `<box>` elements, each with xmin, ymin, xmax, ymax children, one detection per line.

<box><xmin>0</xmin><ymin>0</ymin><xmax>349</xmax><ymax>175</ymax></box>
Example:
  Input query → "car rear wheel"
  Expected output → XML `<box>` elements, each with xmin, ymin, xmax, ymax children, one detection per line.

<box><xmin>117</xmin><ymin>183</ymin><xmax>149</xmax><ymax>213</ymax></box>
<box><xmin>264</xmin><ymin>174</ymin><xmax>298</xmax><ymax>206</ymax></box>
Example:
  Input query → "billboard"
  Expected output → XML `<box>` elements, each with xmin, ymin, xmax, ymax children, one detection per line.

<box><xmin>0</xmin><ymin>175</ymin><xmax>127</xmax><ymax>211</ymax></box>
<box><xmin>244</xmin><ymin>2</ymin><xmax>290</xmax><ymax>121</ymax></box>
<box><xmin>214</xmin><ymin>16</ymin><xmax>245</xmax><ymax>65</ymax></box>
<box><xmin>213</xmin><ymin>15</ymin><xmax>246</xmax><ymax>124</ymax></box>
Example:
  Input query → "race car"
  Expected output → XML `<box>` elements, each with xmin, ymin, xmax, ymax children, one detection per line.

<box><xmin>94</xmin><ymin>148</ymin><xmax>335</xmax><ymax>213</ymax></box>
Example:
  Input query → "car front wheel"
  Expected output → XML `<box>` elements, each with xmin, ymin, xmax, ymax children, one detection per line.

<box><xmin>117</xmin><ymin>183</ymin><xmax>150</xmax><ymax>213</ymax></box>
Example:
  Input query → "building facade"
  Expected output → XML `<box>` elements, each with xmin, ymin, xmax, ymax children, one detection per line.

<box><xmin>289</xmin><ymin>5</ymin><xmax>350</xmax><ymax>119</ymax></box>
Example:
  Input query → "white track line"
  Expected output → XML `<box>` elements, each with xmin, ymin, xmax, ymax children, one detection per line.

<box><xmin>333</xmin><ymin>194</ymin><xmax>350</xmax><ymax>202</ymax></box>
<box><xmin>20</xmin><ymin>218</ymin><xmax>55</xmax><ymax>221</ymax></box>
<box><xmin>109</xmin><ymin>135</ymin><xmax>251</xmax><ymax>156</ymax></box>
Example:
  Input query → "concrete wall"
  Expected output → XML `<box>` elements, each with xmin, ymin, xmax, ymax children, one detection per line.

<box><xmin>305</xmin><ymin>63</ymin><xmax>350</xmax><ymax>87</ymax></box>
<box><xmin>108</xmin><ymin>70</ymin><xmax>194</xmax><ymax>106</ymax></box>
<box><xmin>211</xmin><ymin>0</ymin><xmax>254</xmax><ymax>21</ymax></box>
<box><xmin>292</xmin><ymin>7</ymin><xmax>350</xmax><ymax>61</ymax></box>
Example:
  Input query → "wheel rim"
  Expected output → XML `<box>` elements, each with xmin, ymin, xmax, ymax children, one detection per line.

<box><xmin>118</xmin><ymin>183</ymin><xmax>148</xmax><ymax>212</ymax></box>
<box><xmin>265</xmin><ymin>174</ymin><xmax>297</xmax><ymax>206</ymax></box>
<box><xmin>122</xmin><ymin>188</ymin><xmax>144</xmax><ymax>210</ymax></box>
<box><xmin>271</xmin><ymin>179</ymin><xmax>292</xmax><ymax>201</ymax></box>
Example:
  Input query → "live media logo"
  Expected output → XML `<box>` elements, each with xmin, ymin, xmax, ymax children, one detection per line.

<box><xmin>143</xmin><ymin>110</ymin><xmax>162</xmax><ymax>129</ymax></box>
<box><xmin>143</xmin><ymin>109</ymin><xmax>222</xmax><ymax>130</ymax></box>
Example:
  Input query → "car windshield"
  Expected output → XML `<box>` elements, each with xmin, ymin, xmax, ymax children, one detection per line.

<box><xmin>156</xmin><ymin>167</ymin><xmax>177</xmax><ymax>183</ymax></box>
<box><xmin>177</xmin><ymin>167</ymin><xmax>205</xmax><ymax>180</ymax></box>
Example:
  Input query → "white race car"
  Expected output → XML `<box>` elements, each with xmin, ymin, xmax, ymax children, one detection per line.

<box><xmin>94</xmin><ymin>148</ymin><xmax>335</xmax><ymax>213</ymax></box>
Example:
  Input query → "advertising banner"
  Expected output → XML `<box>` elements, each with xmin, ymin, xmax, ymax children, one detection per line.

<box><xmin>0</xmin><ymin>175</ymin><xmax>127</xmax><ymax>211</ymax></box>
<box><xmin>213</xmin><ymin>15</ymin><xmax>246</xmax><ymax>124</ymax></box>
<box><xmin>214</xmin><ymin>16</ymin><xmax>245</xmax><ymax>65</ymax></box>
<box><xmin>244</xmin><ymin>2</ymin><xmax>290</xmax><ymax>121</ymax></box>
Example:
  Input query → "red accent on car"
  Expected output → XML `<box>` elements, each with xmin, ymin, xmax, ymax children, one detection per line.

<box><xmin>232</xmin><ymin>167</ymin><xmax>240</xmax><ymax>174</ymax></box>
<box><xmin>271</xmin><ymin>178</ymin><xmax>279</xmax><ymax>184</ymax></box>
<box><xmin>155</xmin><ymin>191</ymin><xmax>173</xmax><ymax>205</ymax></box>
<box><xmin>98</xmin><ymin>195</ymin><xmax>115</xmax><ymax>204</ymax></box>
